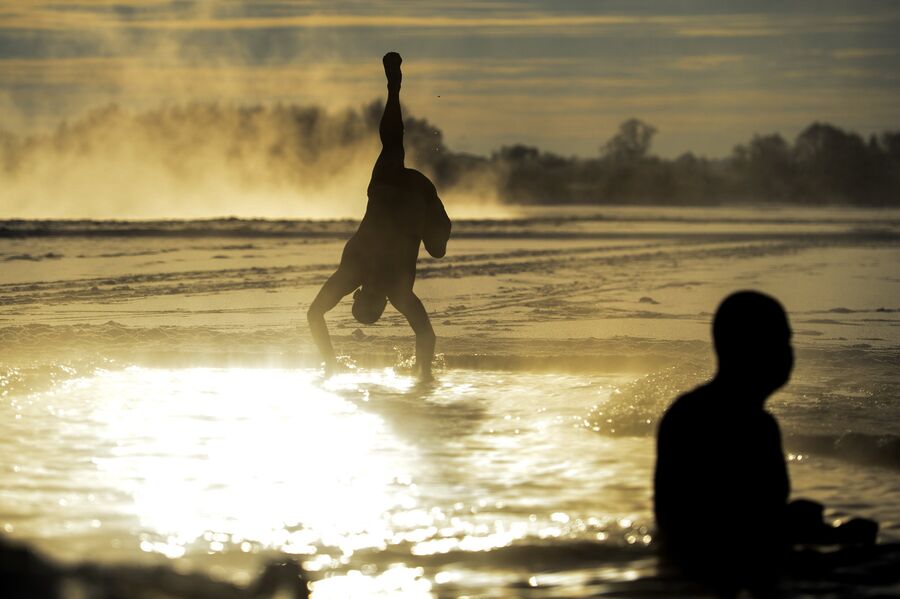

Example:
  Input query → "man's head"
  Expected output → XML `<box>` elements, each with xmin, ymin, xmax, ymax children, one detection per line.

<box><xmin>352</xmin><ymin>286</ymin><xmax>387</xmax><ymax>325</ymax></box>
<box><xmin>713</xmin><ymin>291</ymin><xmax>793</xmax><ymax>397</ymax></box>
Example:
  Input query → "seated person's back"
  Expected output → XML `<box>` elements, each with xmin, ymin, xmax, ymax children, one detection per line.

<box><xmin>655</xmin><ymin>381</ymin><xmax>790</xmax><ymax>552</ymax></box>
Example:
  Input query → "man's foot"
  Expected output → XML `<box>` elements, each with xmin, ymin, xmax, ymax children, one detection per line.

<box><xmin>383</xmin><ymin>51</ymin><xmax>402</xmax><ymax>89</ymax></box>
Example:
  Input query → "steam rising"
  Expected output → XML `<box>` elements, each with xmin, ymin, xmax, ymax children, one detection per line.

<box><xmin>5</xmin><ymin>100</ymin><xmax>894</xmax><ymax>218</ymax></box>
<box><xmin>0</xmin><ymin>101</ymin><xmax>503</xmax><ymax>219</ymax></box>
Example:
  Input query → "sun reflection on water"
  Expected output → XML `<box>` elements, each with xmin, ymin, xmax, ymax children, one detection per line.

<box><xmin>1</xmin><ymin>365</ymin><xmax>666</xmax><ymax>596</ymax></box>
<box><xmin>89</xmin><ymin>367</ymin><xmax>419</xmax><ymax>563</ymax></box>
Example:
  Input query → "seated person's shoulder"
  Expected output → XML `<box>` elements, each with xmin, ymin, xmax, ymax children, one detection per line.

<box><xmin>757</xmin><ymin>409</ymin><xmax>782</xmax><ymax>438</ymax></box>
<box><xmin>660</xmin><ymin>386</ymin><xmax>712</xmax><ymax>428</ymax></box>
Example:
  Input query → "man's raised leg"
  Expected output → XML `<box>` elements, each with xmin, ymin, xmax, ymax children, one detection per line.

<box><xmin>371</xmin><ymin>52</ymin><xmax>405</xmax><ymax>182</ymax></box>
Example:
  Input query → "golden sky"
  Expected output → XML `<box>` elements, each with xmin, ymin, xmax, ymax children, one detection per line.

<box><xmin>1</xmin><ymin>0</ymin><xmax>899</xmax><ymax>156</ymax></box>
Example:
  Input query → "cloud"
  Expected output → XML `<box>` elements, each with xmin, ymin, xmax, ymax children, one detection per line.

<box><xmin>832</xmin><ymin>48</ymin><xmax>898</xmax><ymax>60</ymax></box>
<box><xmin>1</xmin><ymin>1</ymin><xmax>898</xmax><ymax>158</ymax></box>
<box><xmin>674</xmin><ymin>54</ymin><xmax>745</xmax><ymax>71</ymax></box>
<box><xmin>0</xmin><ymin>2</ymin><xmax>895</xmax><ymax>39</ymax></box>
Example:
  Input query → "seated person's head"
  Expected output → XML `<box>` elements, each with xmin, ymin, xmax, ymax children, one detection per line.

<box><xmin>713</xmin><ymin>291</ymin><xmax>793</xmax><ymax>396</ymax></box>
<box><xmin>352</xmin><ymin>287</ymin><xmax>387</xmax><ymax>325</ymax></box>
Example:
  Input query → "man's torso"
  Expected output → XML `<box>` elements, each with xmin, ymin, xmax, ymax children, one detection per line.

<box><xmin>342</xmin><ymin>169</ymin><xmax>434</xmax><ymax>291</ymax></box>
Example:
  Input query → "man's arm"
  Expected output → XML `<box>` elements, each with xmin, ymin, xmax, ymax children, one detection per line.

<box><xmin>307</xmin><ymin>267</ymin><xmax>360</xmax><ymax>375</ymax></box>
<box><xmin>388</xmin><ymin>290</ymin><xmax>436</xmax><ymax>380</ymax></box>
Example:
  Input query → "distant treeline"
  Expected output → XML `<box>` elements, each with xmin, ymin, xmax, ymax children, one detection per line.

<box><xmin>2</xmin><ymin>101</ymin><xmax>898</xmax><ymax>208</ymax></box>
<box><xmin>418</xmin><ymin>117</ymin><xmax>900</xmax><ymax>207</ymax></box>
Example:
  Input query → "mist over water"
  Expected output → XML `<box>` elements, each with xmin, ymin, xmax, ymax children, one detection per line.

<box><xmin>6</xmin><ymin>99</ymin><xmax>897</xmax><ymax>224</ymax></box>
<box><xmin>0</xmin><ymin>101</ymin><xmax>505</xmax><ymax>219</ymax></box>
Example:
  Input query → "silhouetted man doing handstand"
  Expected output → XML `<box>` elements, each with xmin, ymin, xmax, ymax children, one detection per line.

<box><xmin>654</xmin><ymin>291</ymin><xmax>877</xmax><ymax>592</ymax></box>
<box><xmin>307</xmin><ymin>52</ymin><xmax>451</xmax><ymax>380</ymax></box>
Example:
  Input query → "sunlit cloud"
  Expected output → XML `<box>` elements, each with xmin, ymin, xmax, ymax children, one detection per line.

<box><xmin>832</xmin><ymin>48</ymin><xmax>898</xmax><ymax>60</ymax></box>
<box><xmin>0</xmin><ymin>2</ymin><xmax>896</xmax><ymax>38</ymax></box>
<box><xmin>674</xmin><ymin>54</ymin><xmax>745</xmax><ymax>71</ymax></box>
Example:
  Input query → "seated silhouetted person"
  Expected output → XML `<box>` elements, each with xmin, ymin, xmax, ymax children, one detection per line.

<box><xmin>654</xmin><ymin>291</ymin><xmax>877</xmax><ymax>593</ymax></box>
